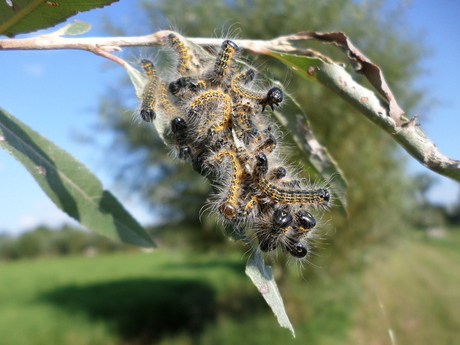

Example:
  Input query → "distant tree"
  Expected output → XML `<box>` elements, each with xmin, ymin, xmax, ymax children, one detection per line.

<box><xmin>0</xmin><ymin>225</ymin><xmax>135</xmax><ymax>261</ymax></box>
<box><xmin>407</xmin><ymin>174</ymin><xmax>448</xmax><ymax>229</ymax></box>
<box><xmin>15</xmin><ymin>226</ymin><xmax>52</xmax><ymax>258</ymax></box>
<box><xmin>446</xmin><ymin>192</ymin><xmax>460</xmax><ymax>227</ymax></box>
<box><xmin>0</xmin><ymin>233</ymin><xmax>19</xmax><ymax>260</ymax></box>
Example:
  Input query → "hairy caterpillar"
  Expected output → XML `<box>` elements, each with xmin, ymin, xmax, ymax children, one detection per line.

<box><xmin>140</xmin><ymin>59</ymin><xmax>159</xmax><ymax>122</ymax></box>
<box><xmin>168</xmin><ymin>33</ymin><xmax>193</xmax><ymax>76</ymax></box>
<box><xmin>255</xmin><ymin>205</ymin><xmax>317</xmax><ymax>258</ymax></box>
<box><xmin>206</xmin><ymin>149</ymin><xmax>245</xmax><ymax>220</ymax></box>
<box><xmin>254</xmin><ymin>153</ymin><xmax>330</xmax><ymax>206</ymax></box>
<box><xmin>210</xmin><ymin>40</ymin><xmax>240</xmax><ymax>86</ymax></box>
<box><xmin>231</xmin><ymin>69</ymin><xmax>284</xmax><ymax>111</ymax></box>
<box><xmin>171</xmin><ymin>117</ymin><xmax>192</xmax><ymax>160</ymax></box>
<box><xmin>136</xmin><ymin>33</ymin><xmax>333</xmax><ymax>261</ymax></box>
<box><xmin>157</xmin><ymin>82</ymin><xmax>178</xmax><ymax>118</ymax></box>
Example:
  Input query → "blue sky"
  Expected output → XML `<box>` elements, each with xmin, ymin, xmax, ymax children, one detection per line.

<box><xmin>0</xmin><ymin>0</ymin><xmax>459</xmax><ymax>235</ymax></box>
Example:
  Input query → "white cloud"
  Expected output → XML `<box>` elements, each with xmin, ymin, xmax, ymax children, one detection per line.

<box><xmin>9</xmin><ymin>201</ymin><xmax>81</xmax><ymax>235</ymax></box>
<box><xmin>25</xmin><ymin>63</ymin><xmax>45</xmax><ymax>77</ymax></box>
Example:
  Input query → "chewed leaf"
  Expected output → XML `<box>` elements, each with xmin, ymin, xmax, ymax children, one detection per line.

<box><xmin>273</xmin><ymin>92</ymin><xmax>348</xmax><ymax>216</ymax></box>
<box><xmin>63</xmin><ymin>19</ymin><xmax>92</xmax><ymax>35</ymax></box>
<box><xmin>0</xmin><ymin>0</ymin><xmax>118</xmax><ymax>37</ymax></box>
<box><xmin>36</xmin><ymin>20</ymin><xmax>92</xmax><ymax>38</ymax></box>
<box><xmin>290</xmin><ymin>31</ymin><xmax>404</xmax><ymax>125</ymax></box>
<box><xmin>124</xmin><ymin>61</ymin><xmax>148</xmax><ymax>99</ymax></box>
<box><xmin>47</xmin><ymin>19</ymin><xmax>92</xmax><ymax>37</ymax></box>
<box><xmin>227</xmin><ymin>227</ymin><xmax>294</xmax><ymax>336</ymax></box>
<box><xmin>245</xmin><ymin>251</ymin><xmax>295</xmax><ymax>337</ymax></box>
<box><xmin>269</xmin><ymin>50</ymin><xmax>398</xmax><ymax>131</ymax></box>
<box><xmin>0</xmin><ymin>108</ymin><xmax>155</xmax><ymax>248</ymax></box>
<box><xmin>245</xmin><ymin>31</ymin><xmax>402</xmax><ymax>125</ymax></box>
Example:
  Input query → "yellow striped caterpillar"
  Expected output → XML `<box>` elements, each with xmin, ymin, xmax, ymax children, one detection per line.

<box><xmin>140</xmin><ymin>59</ymin><xmax>159</xmax><ymax>122</ymax></box>
<box><xmin>136</xmin><ymin>34</ymin><xmax>332</xmax><ymax>261</ymax></box>
<box><xmin>253</xmin><ymin>153</ymin><xmax>330</xmax><ymax>207</ymax></box>
<box><xmin>231</xmin><ymin>69</ymin><xmax>284</xmax><ymax>111</ymax></box>
<box><xmin>210</xmin><ymin>40</ymin><xmax>240</xmax><ymax>86</ymax></box>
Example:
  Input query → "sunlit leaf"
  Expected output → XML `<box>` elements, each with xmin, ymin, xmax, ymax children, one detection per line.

<box><xmin>0</xmin><ymin>0</ymin><xmax>118</xmax><ymax>37</ymax></box>
<box><xmin>226</xmin><ymin>227</ymin><xmax>294</xmax><ymax>336</ymax></box>
<box><xmin>41</xmin><ymin>19</ymin><xmax>92</xmax><ymax>37</ymax></box>
<box><xmin>0</xmin><ymin>107</ymin><xmax>155</xmax><ymax>248</ymax></box>
<box><xmin>245</xmin><ymin>251</ymin><xmax>295</xmax><ymax>337</ymax></box>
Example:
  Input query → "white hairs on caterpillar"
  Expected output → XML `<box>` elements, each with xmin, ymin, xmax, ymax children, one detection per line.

<box><xmin>136</xmin><ymin>31</ymin><xmax>334</xmax><ymax>262</ymax></box>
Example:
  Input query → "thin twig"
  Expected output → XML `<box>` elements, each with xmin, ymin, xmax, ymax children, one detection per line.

<box><xmin>1</xmin><ymin>31</ymin><xmax>458</xmax><ymax>182</ymax></box>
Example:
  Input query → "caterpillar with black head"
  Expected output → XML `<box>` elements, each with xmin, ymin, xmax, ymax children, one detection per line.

<box><xmin>140</xmin><ymin>59</ymin><xmax>159</xmax><ymax>122</ymax></box>
<box><xmin>253</xmin><ymin>153</ymin><xmax>330</xmax><ymax>207</ymax></box>
<box><xmin>231</xmin><ymin>68</ymin><xmax>284</xmax><ymax>111</ymax></box>
<box><xmin>135</xmin><ymin>33</ymin><xmax>333</xmax><ymax>262</ymax></box>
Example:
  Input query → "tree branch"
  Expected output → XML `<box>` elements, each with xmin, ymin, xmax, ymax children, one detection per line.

<box><xmin>1</xmin><ymin>30</ymin><xmax>458</xmax><ymax>182</ymax></box>
<box><xmin>300</xmin><ymin>60</ymin><xmax>460</xmax><ymax>182</ymax></box>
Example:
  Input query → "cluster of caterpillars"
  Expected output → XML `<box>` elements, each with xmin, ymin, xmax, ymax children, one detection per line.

<box><xmin>138</xmin><ymin>32</ymin><xmax>331</xmax><ymax>259</ymax></box>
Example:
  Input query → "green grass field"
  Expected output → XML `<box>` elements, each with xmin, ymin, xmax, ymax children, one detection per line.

<box><xmin>350</xmin><ymin>232</ymin><xmax>460</xmax><ymax>345</ymax></box>
<box><xmin>1</xmin><ymin>232</ymin><xmax>459</xmax><ymax>345</ymax></box>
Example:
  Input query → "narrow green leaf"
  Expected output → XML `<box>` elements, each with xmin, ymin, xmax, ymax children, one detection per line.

<box><xmin>0</xmin><ymin>107</ymin><xmax>155</xmax><ymax>248</ymax></box>
<box><xmin>245</xmin><ymin>251</ymin><xmax>295</xmax><ymax>337</ymax></box>
<box><xmin>63</xmin><ymin>19</ymin><xmax>91</xmax><ymax>36</ymax></box>
<box><xmin>272</xmin><ymin>93</ymin><xmax>348</xmax><ymax>216</ymax></box>
<box><xmin>227</xmin><ymin>227</ymin><xmax>294</xmax><ymax>336</ymax></box>
<box><xmin>270</xmin><ymin>51</ymin><xmax>400</xmax><ymax>133</ymax></box>
<box><xmin>0</xmin><ymin>0</ymin><xmax>118</xmax><ymax>37</ymax></box>
<box><xmin>124</xmin><ymin>60</ymin><xmax>148</xmax><ymax>100</ymax></box>
<box><xmin>42</xmin><ymin>19</ymin><xmax>92</xmax><ymax>37</ymax></box>
<box><xmin>268</xmin><ymin>51</ymin><xmax>323</xmax><ymax>83</ymax></box>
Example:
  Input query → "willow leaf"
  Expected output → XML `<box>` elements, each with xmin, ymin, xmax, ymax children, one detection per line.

<box><xmin>0</xmin><ymin>0</ymin><xmax>118</xmax><ymax>37</ymax></box>
<box><xmin>0</xmin><ymin>107</ymin><xmax>154</xmax><ymax>248</ymax></box>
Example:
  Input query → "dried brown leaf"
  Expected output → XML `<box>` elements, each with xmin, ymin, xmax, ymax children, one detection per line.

<box><xmin>283</xmin><ymin>31</ymin><xmax>405</xmax><ymax>126</ymax></box>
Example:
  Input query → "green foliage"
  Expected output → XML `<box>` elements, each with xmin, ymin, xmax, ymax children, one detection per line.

<box><xmin>0</xmin><ymin>108</ymin><xmax>154</xmax><ymax>248</ymax></box>
<box><xmin>0</xmin><ymin>0</ymin><xmax>118</xmax><ymax>37</ymax></box>
<box><xmin>404</xmin><ymin>173</ymin><xmax>449</xmax><ymax>229</ymax></box>
<box><xmin>98</xmin><ymin>0</ymin><xmax>426</xmax><ymax>273</ymax></box>
<box><xmin>446</xmin><ymin>199</ymin><xmax>460</xmax><ymax>227</ymax></box>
